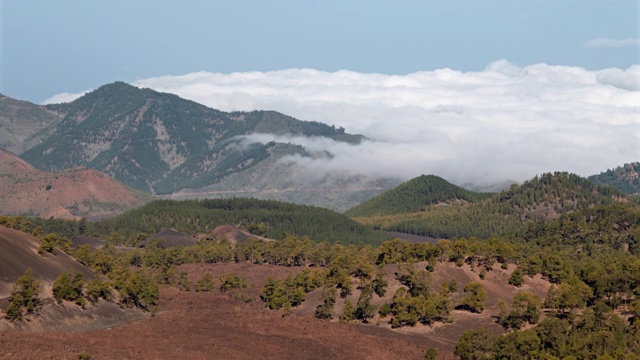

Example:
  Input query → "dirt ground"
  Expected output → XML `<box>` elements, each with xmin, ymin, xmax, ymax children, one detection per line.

<box><xmin>0</xmin><ymin>287</ymin><xmax>442</xmax><ymax>360</ymax></box>
<box><xmin>0</xmin><ymin>258</ymin><xmax>551</xmax><ymax>359</ymax></box>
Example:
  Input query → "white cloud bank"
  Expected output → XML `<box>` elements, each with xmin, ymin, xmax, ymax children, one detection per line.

<box><xmin>584</xmin><ymin>37</ymin><xmax>640</xmax><ymax>48</ymax></box>
<box><xmin>45</xmin><ymin>60</ymin><xmax>640</xmax><ymax>188</ymax></box>
<box><xmin>42</xmin><ymin>90</ymin><xmax>89</xmax><ymax>104</ymax></box>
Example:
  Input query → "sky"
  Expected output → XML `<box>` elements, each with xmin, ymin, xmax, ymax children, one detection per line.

<box><xmin>1</xmin><ymin>0</ymin><xmax>639</xmax><ymax>187</ymax></box>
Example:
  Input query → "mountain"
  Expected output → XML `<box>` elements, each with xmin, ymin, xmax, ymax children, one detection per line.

<box><xmin>588</xmin><ymin>162</ymin><xmax>640</xmax><ymax>195</ymax></box>
<box><xmin>17</xmin><ymin>82</ymin><xmax>391</xmax><ymax>211</ymax></box>
<box><xmin>357</xmin><ymin>172</ymin><xmax>636</xmax><ymax>239</ymax></box>
<box><xmin>0</xmin><ymin>94</ymin><xmax>63</xmax><ymax>154</ymax></box>
<box><xmin>0</xmin><ymin>149</ymin><xmax>151</xmax><ymax>219</ymax></box>
<box><xmin>344</xmin><ymin>174</ymin><xmax>490</xmax><ymax>217</ymax></box>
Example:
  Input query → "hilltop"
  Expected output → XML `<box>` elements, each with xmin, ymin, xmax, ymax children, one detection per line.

<box><xmin>354</xmin><ymin>172</ymin><xmax>635</xmax><ymax>239</ymax></box>
<box><xmin>588</xmin><ymin>162</ymin><xmax>640</xmax><ymax>195</ymax></box>
<box><xmin>345</xmin><ymin>174</ymin><xmax>489</xmax><ymax>217</ymax></box>
<box><xmin>0</xmin><ymin>149</ymin><xmax>151</xmax><ymax>219</ymax></box>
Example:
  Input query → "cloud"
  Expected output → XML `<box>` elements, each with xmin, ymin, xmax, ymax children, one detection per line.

<box><xmin>584</xmin><ymin>37</ymin><xmax>640</xmax><ymax>48</ymax></box>
<box><xmin>596</xmin><ymin>65</ymin><xmax>640</xmax><ymax>91</ymax></box>
<box><xmin>44</xmin><ymin>61</ymin><xmax>640</xmax><ymax>188</ymax></box>
<box><xmin>41</xmin><ymin>91</ymin><xmax>88</xmax><ymax>104</ymax></box>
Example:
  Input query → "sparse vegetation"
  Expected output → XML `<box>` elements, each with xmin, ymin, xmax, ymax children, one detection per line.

<box><xmin>1</xmin><ymin>172</ymin><xmax>640</xmax><ymax>358</ymax></box>
<box><xmin>6</xmin><ymin>268</ymin><xmax>41</xmax><ymax>321</ymax></box>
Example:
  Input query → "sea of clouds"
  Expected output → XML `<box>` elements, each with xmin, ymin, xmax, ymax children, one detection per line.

<box><xmin>44</xmin><ymin>60</ymin><xmax>640</xmax><ymax>188</ymax></box>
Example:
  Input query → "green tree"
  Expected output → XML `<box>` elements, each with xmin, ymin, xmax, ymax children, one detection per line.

<box><xmin>454</xmin><ymin>328</ymin><xmax>495</xmax><ymax>360</ymax></box>
<box><xmin>219</xmin><ymin>273</ymin><xmax>247</xmax><ymax>293</ymax></box>
<box><xmin>315</xmin><ymin>288</ymin><xmax>337</xmax><ymax>320</ymax></box>
<box><xmin>5</xmin><ymin>268</ymin><xmax>41</xmax><ymax>321</ymax></box>
<box><xmin>460</xmin><ymin>282</ymin><xmax>487</xmax><ymax>313</ymax></box>
<box><xmin>512</xmin><ymin>291</ymin><xmax>542</xmax><ymax>325</ymax></box>
<box><xmin>195</xmin><ymin>274</ymin><xmax>215</xmax><ymax>292</ymax></box>
<box><xmin>508</xmin><ymin>268</ymin><xmax>524</xmax><ymax>287</ymax></box>
<box><xmin>355</xmin><ymin>285</ymin><xmax>376</xmax><ymax>323</ymax></box>
<box><xmin>545</xmin><ymin>277</ymin><xmax>593</xmax><ymax>316</ymax></box>
<box><xmin>372</xmin><ymin>268</ymin><xmax>388</xmax><ymax>297</ymax></box>
<box><xmin>52</xmin><ymin>272</ymin><xmax>86</xmax><ymax>307</ymax></box>
<box><xmin>85</xmin><ymin>278</ymin><xmax>113</xmax><ymax>303</ymax></box>
<box><xmin>117</xmin><ymin>271</ymin><xmax>159</xmax><ymax>310</ymax></box>
<box><xmin>423</xmin><ymin>348</ymin><xmax>437</xmax><ymax>360</ymax></box>
<box><xmin>37</xmin><ymin>233</ymin><xmax>57</xmax><ymax>255</ymax></box>
<box><xmin>339</xmin><ymin>300</ymin><xmax>356</xmax><ymax>323</ymax></box>
<box><xmin>175</xmin><ymin>271</ymin><xmax>191</xmax><ymax>292</ymax></box>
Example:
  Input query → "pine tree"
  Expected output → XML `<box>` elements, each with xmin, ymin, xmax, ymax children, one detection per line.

<box><xmin>6</xmin><ymin>268</ymin><xmax>41</xmax><ymax>321</ymax></box>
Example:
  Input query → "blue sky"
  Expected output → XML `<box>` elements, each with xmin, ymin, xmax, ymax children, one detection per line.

<box><xmin>1</xmin><ymin>0</ymin><xmax>638</xmax><ymax>103</ymax></box>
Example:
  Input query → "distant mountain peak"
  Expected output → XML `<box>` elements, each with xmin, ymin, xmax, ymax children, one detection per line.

<box><xmin>17</xmin><ymin>81</ymin><xmax>376</xmax><ymax>211</ymax></box>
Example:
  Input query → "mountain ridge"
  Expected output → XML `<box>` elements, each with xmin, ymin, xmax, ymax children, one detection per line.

<box><xmin>18</xmin><ymin>82</ymin><xmax>389</xmax><ymax>211</ymax></box>
<box><xmin>354</xmin><ymin>171</ymin><xmax>636</xmax><ymax>240</ymax></box>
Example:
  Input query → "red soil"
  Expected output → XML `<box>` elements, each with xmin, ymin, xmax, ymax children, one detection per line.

<box><xmin>0</xmin><ymin>149</ymin><xmax>149</xmax><ymax>219</ymax></box>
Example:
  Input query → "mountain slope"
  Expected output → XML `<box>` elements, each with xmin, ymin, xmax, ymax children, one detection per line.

<box><xmin>98</xmin><ymin>198</ymin><xmax>391</xmax><ymax>246</ymax></box>
<box><xmin>0</xmin><ymin>225</ymin><xmax>145</xmax><ymax>332</ymax></box>
<box><xmin>588</xmin><ymin>162</ymin><xmax>640</xmax><ymax>195</ymax></box>
<box><xmin>360</xmin><ymin>172</ymin><xmax>635</xmax><ymax>239</ymax></box>
<box><xmin>21</xmin><ymin>82</ymin><xmax>365</xmax><ymax>196</ymax></box>
<box><xmin>0</xmin><ymin>94</ymin><xmax>63</xmax><ymax>154</ymax></box>
<box><xmin>345</xmin><ymin>174</ymin><xmax>489</xmax><ymax>217</ymax></box>
<box><xmin>0</xmin><ymin>149</ymin><xmax>151</xmax><ymax>219</ymax></box>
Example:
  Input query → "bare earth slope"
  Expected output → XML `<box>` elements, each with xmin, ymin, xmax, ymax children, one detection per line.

<box><xmin>0</xmin><ymin>226</ymin><xmax>143</xmax><ymax>332</ymax></box>
<box><xmin>0</xmin><ymin>149</ymin><xmax>151</xmax><ymax>219</ymax></box>
<box><xmin>0</xmin><ymin>258</ymin><xmax>552</xmax><ymax>359</ymax></box>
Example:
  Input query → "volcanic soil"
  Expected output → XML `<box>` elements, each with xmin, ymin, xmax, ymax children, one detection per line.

<box><xmin>0</xmin><ymin>260</ymin><xmax>552</xmax><ymax>359</ymax></box>
<box><xmin>0</xmin><ymin>149</ymin><xmax>150</xmax><ymax>219</ymax></box>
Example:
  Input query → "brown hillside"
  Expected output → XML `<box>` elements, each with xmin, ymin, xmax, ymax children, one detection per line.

<box><xmin>0</xmin><ymin>287</ymin><xmax>438</xmax><ymax>360</ymax></box>
<box><xmin>0</xmin><ymin>149</ymin><xmax>151</xmax><ymax>219</ymax></box>
<box><xmin>0</xmin><ymin>226</ymin><xmax>92</xmax><ymax>299</ymax></box>
<box><xmin>0</xmin><ymin>259</ymin><xmax>553</xmax><ymax>359</ymax></box>
<box><xmin>0</xmin><ymin>226</ymin><xmax>144</xmax><ymax>332</ymax></box>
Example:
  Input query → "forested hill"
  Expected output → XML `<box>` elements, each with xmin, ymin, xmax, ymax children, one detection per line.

<box><xmin>588</xmin><ymin>162</ymin><xmax>640</xmax><ymax>195</ymax></box>
<box><xmin>96</xmin><ymin>198</ymin><xmax>391</xmax><ymax>246</ymax></box>
<box><xmin>363</xmin><ymin>172</ymin><xmax>637</xmax><ymax>240</ymax></box>
<box><xmin>21</xmin><ymin>82</ymin><xmax>363</xmax><ymax>195</ymax></box>
<box><xmin>522</xmin><ymin>203</ymin><xmax>640</xmax><ymax>254</ymax></box>
<box><xmin>344</xmin><ymin>174</ymin><xmax>489</xmax><ymax>217</ymax></box>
